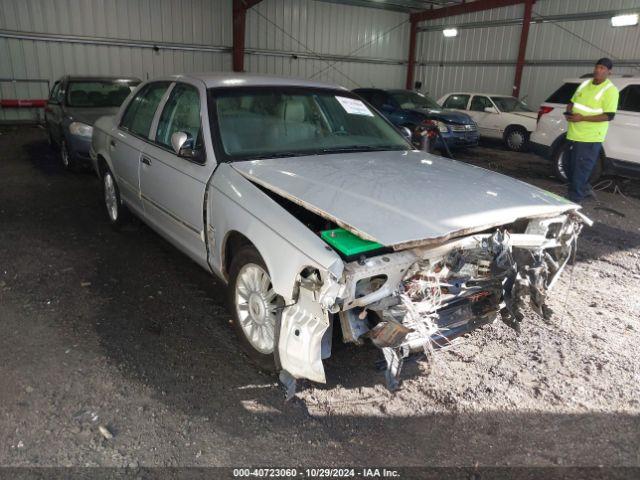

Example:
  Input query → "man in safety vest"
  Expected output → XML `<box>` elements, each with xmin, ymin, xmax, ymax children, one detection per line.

<box><xmin>565</xmin><ymin>58</ymin><xmax>619</xmax><ymax>204</ymax></box>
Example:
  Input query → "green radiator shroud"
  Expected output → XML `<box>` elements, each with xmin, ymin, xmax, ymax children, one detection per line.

<box><xmin>320</xmin><ymin>228</ymin><xmax>383</xmax><ymax>256</ymax></box>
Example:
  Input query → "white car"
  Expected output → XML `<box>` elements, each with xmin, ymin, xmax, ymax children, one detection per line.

<box><xmin>438</xmin><ymin>92</ymin><xmax>537</xmax><ymax>151</ymax></box>
<box><xmin>531</xmin><ymin>76</ymin><xmax>640</xmax><ymax>182</ymax></box>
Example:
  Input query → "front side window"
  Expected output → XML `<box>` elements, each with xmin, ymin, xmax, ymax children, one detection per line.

<box><xmin>490</xmin><ymin>96</ymin><xmax>533</xmax><ymax>112</ymax></box>
<box><xmin>210</xmin><ymin>87</ymin><xmax>410</xmax><ymax>162</ymax></box>
<box><xmin>619</xmin><ymin>85</ymin><xmax>640</xmax><ymax>113</ymax></box>
<box><xmin>120</xmin><ymin>82</ymin><xmax>170</xmax><ymax>138</ymax></box>
<box><xmin>443</xmin><ymin>94</ymin><xmax>469</xmax><ymax>110</ymax></box>
<box><xmin>66</xmin><ymin>81</ymin><xmax>139</xmax><ymax>108</ymax></box>
<box><xmin>470</xmin><ymin>96</ymin><xmax>494</xmax><ymax>112</ymax></box>
<box><xmin>155</xmin><ymin>83</ymin><xmax>202</xmax><ymax>150</ymax></box>
<box><xmin>390</xmin><ymin>91</ymin><xmax>440</xmax><ymax>110</ymax></box>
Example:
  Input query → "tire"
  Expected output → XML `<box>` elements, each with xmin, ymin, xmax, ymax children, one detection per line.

<box><xmin>102</xmin><ymin>168</ymin><xmax>128</xmax><ymax>229</ymax></box>
<box><xmin>504</xmin><ymin>126</ymin><xmax>529</xmax><ymax>152</ymax></box>
<box><xmin>552</xmin><ymin>141</ymin><xmax>603</xmax><ymax>184</ymax></box>
<box><xmin>227</xmin><ymin>246</ymin><xmax>284</xmax><ymax>371</ymax></box>
<box><xmin>60</xmin><ymin>139</ymin><xmax>75</xmax><ymax>171</ymax></box>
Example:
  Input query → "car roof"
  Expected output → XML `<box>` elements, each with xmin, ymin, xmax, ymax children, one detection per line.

<box><xmin>444</xmin><ymin>92</ymin><xmax>513</xmax><ymax>97</ymax></box>
<box><xmin>63</xmin><ymin>75</ymin><xmax>141</xmax><ymax>82</ymax></box>
<box><xmin>561</xmin><ymin>76</ymin><xmax>640</xmax><ymax>87</ymax></box>
<box><xmin>155</xmin><ymin>72</ymin><xmax>348</xmax><ymax>91</ymax></box>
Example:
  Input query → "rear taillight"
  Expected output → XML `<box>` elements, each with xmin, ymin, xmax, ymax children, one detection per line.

<box><xmin>537</xmin><ymin>106</ymin><xmax>554</xmax><ymax>124</ymax></box>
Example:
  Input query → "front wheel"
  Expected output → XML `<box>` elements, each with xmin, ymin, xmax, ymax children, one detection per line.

<box><xmin>227</xmin><ymin>246</ymin><xmax>284</xmax><ymax>371</ymax></box>
<box><xmin>552</xmin><ymin>141</ymin><xmax>603</xmax><ymax>184</ymax></box>
<box><xmin>60</xmin><ymin>139</ymin><xmax>75</xmax><ymax>171</ymax></box>
<box><xmin>102</xmin><ymin>169</ymin><xmax>128</xmax><ymax>228</ymax></box>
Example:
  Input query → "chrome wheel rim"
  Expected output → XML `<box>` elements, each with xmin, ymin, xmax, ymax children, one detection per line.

<box><xmin>557</xmin><ymin>151</ymin><xmax>568</xmax><ymax>181</ymax></box>
<box><xmin>61</xmin><ymin>141</ymin><xmax>70</xmax><ymax>167</ymax></box>
<box><xmin>104</xmin><ymin>173</ymin><xmax>118</xmax><ymax>222</ymax></box>
<box><xmin>234</xmin><ymin>264</ymin><xmax>281</xmax><ymax>354</ymax></box>
<box><xmin>508</xmin><ymin>131</ymin><xmax>525</xmax><ymax>150</ymax></box>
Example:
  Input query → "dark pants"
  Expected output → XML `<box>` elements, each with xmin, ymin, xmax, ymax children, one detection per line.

<box><xmin>566</xmin><ymin>141</ymin><xmax>601</xmax><ymax>203</ymax></box>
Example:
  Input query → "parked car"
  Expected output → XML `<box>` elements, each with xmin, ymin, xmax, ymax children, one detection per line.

<box><xmin>45</xmin><ymin>75</ymin><xmax>140</xmax><ymax>170</ymax></box>
<box><xmin>531</xmin><ymin>76</ymin><xmax>640</xmax><ymax>182</ymax></box>
<box><xmin>353</xmin><ymin>88</ymin><xmax>479</xmax><ymax>151</ymax></box>
<box><xmin>438</xmin><ymin>92</ymin><xmax>537</xmax><ymax>151</ymax></box>
<box><xmin>91</xmin><ymin>73</ymin><xmax>589</xmax><ymax>391</ymax></box>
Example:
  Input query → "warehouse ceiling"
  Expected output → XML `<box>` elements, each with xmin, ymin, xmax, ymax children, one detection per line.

<box><xmin>319</xmin><ymin>0</ymin><xmax>464</xmax><ymax>13</ymax></box>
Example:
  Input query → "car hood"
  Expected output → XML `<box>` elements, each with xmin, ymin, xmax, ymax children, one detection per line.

<box><xmin>409</xmin><ymin>108</ymin><xmax>473</xmax><ymax>124</ymax></box>
<box><xmin>231</xmin><ymin>150</ymin><xmax>576</xmax><ymax>249</ymax></box>
<box><xmin>65</xmin><ymin>107</ymin><xmax>121</xmax><ymax>126</ymax></box>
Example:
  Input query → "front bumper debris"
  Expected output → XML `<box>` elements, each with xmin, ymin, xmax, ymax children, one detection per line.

<box><xmin>278</xmin><ymin>210</ymin><xmax>588</xmax><ymax>394</ymax></box>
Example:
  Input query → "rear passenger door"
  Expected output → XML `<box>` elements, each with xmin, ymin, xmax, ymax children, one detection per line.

<box><xmin>112</xmin><ymin>82</ymin><xmax>170</xmax><ymax>214</ymax></box>
<box><xmin>605</xmin><ymin>84</ymin><xmax>640</xmax><ymax>165</ymax></box>
<box><xmin>140</xmin><ymin>81</ymin><xmax>210</xmax><ymax>267</ymax></box>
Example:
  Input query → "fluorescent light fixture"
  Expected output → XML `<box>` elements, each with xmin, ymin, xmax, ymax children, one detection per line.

<box><xmin>443</xmin><ymin>28</ymin><xmax>458</xmax><ymax>37</ymax></box>
<box><xmin>611</xmin><ymin>13</ymin><xmax>638</xmax><ymax>27</ymax></box>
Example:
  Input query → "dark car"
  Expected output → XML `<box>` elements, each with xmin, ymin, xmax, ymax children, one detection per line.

<box><xmin>353</xmin><ymin>88</ymin><xmax>479</xmax><ymax>151</ymax></box>
<box><xmin>45</xmin><ymin>75</ymin><xmax>141</xmax><ymax>170</ymax></box>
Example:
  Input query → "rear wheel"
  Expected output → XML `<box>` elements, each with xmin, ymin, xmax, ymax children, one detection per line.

<box><xmin>102</xmin><ymin>169</ymin><xmax>128</xmax><ymax>228</ymax></box>
<box><xmin>504</xmin><ymin>126</ymin><xmax>529</xmax><ymax>152</ymax></box>
<box><xmin>228</xmin><ymin>246</ymin><xmax>284</xmax><ymax>371</ymax></box>
<box><xmin>552</xmin><ymin>141</ymin><xmax>603</xmax><ymax>184</ymax></box>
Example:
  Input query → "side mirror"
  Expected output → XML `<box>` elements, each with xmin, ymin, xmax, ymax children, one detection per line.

<box><xmin>484</xmin><ymin>106</ymin><xmax>498</xmax><ymax>114</ymax></box>
<box><xmin>400</xmin><ymin>126</ymin><xmax>412</xmax><ymax>139</ymax></box>
<box><xmin>171</xmin><ymin>131</ymin><xmax>196</xmax><ymax>157</ymax></box>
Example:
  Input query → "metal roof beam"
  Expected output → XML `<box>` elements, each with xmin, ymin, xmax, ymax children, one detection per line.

<box><xmin>411</xmin><ymin>0</ymin><xmax>525</xmax><ymax>23</ymax></box>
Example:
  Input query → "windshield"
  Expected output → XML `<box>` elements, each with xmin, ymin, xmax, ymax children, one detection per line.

<box><xmin>67</xmin><ymin>81</ymin><xmax>139</xmax><ymax>107</ymax></box>
<box><xmin>490</xmin><ymin>96</ymin><xmax>533</xmax><ymax>112</ymax></box>
<box><xmin>390</xmin><ymin>91</ymin><xmax>441</xmax><ymax>110</ymax></box>
<box><xmin>210</xmin><ymin>87</ymin><xmax>411</xmax><ymax>161</ymax></box>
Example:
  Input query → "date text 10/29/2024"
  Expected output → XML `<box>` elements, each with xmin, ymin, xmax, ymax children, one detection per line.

<box><xmin>232</xmin><ymin>468</ymin><xmax>401</xmax><ymax>478</ymax></box>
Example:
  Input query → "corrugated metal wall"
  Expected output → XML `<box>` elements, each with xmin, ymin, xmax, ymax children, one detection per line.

<box><xmin>244</xmin><ymin>0</ymin><xmax>409</xmax><ymax>88</ymax></box>
<box><xmin>2</xmin><ymin>0</ymin><xmax>639</xmax><ymax>122</ymax></box>
<box><xmin>0</xmin><ymin>0</ymin><xmax>232</xmax><ymax>122</ymax></box>
<box><xmin>414</xmin><ymin>0</ymin><xmax>640</xmax><ymax>108</ymax></box>
<box><xmin>0</xmin><ymin>0</ymin><xmax>410</xmax><ymax>122</ymax></box>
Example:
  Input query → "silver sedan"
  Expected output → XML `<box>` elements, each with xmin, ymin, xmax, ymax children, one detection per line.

<box><xmin>90</xmin><ymin>73</ymin><xmax>590</xmax><ymax>393</ymax></box>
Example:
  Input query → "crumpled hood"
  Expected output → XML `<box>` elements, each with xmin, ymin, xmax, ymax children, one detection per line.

<box><xmin>231</xmin><ymin>150</ymin><xmax>576</xmax><ymax>248</ymax></box>
<box><xmin>65</xmin><ymin>107</ymin><xmax>120</xmax><ymax>126</ymax></box>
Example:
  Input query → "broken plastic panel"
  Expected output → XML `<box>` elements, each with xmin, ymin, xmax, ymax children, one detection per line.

<box><xmin>321</xmin><ymin>228</ymin><xmax>383</xmax><ymax>256</ymax></box>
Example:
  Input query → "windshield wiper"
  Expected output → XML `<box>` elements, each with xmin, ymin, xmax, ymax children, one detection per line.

<box><xmin>319</xmin><ymin>145</ymin><xmax>405</xmax><ymax>154</ymax></box>
<box><xmin>248</xmin><ymin>152</ymin><xmax>305</xmax><ymax>160</ymax></box>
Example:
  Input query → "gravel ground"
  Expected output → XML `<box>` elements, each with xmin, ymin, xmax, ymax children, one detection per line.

<box><xmin>1</xmin><ymin>126</ymin><xmax>639</xmax><ymax>474</ymax></box>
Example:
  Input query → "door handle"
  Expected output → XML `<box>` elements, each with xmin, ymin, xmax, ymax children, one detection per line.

<box><xmin>141</xmin><ymin>157</ymin><xmax>151</xmax><ymax>166</ymax></box>
<box><xmin>109</xmin><ymin>139</ymin><xmax>117</xmax><ymax>148</ymax></box>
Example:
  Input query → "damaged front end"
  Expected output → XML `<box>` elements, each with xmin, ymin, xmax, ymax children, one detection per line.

<box><xmin>278</xmin><ymin>210</ymin><xmax>590</xmax><ymax>393</ymax></box>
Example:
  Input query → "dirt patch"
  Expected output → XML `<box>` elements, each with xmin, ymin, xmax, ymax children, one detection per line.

<box><xmin>1</xmin><ymin>127</ymin><xmax>639</xmax><ymax>469</ymax></box>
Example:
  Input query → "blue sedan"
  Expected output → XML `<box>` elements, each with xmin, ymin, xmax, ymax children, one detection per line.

<box><xmin>353</xmin><ymin>88</ymin><xmax>479</xmax><ymax>151</ymax></box>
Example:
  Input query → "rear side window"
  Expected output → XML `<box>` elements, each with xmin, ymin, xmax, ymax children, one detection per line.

<box><xmin>121</xmin><ymin>82</ymin><xmax>170</xmax><ymax>138</ymax></box>
<box><xmin>619</xmin><ymin>85</ymin><xmax>640</xmax><ymax>113</ymax></box>
<box><xmin>155</xmin><ymin>83</ymin><xmax>202</xmax><ymax>151</ymax></box>
<box><xmin>546</xmin><ymin>82</ymin><xmax>579</xmax><ymax>104</ymax></box>
<box><xmin>443</xmin><ymin>94</ymin><xmax>469</xmax><ymax>109</ymax></box>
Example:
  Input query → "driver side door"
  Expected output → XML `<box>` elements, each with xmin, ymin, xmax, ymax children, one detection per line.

<box><xmin>469</xmin><ymin>95</ymin><xmax>500</xmax><ymax>138</ymax></box>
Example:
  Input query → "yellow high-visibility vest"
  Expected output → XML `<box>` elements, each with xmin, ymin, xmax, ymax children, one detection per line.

<box><xmin>567</xmin><ymin>78</ymin><xmax>619</xmax><ymax>143</ymax></box>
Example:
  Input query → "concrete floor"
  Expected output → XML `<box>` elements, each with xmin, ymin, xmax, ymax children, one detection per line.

<box><xmin>1</xmin><ymin>126</ymin><xmax>639</xmax><ymax>477</ymax></box>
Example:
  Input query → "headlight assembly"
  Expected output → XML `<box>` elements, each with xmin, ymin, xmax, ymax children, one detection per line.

<box><xmin>69</xmin><ymin>122</ymin><xmax>93</xmax><ymax>138</ymax></box>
